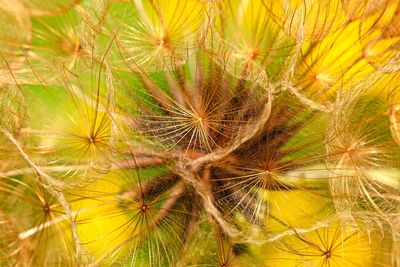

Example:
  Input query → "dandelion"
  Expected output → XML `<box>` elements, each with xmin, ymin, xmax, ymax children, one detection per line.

<box><xmin>0</xmin><ymin>0</ymin><xmax>399</xmax><ymax>266</ymax></box>
<box><xmin>115</xmin><ymin>0</ymin><xmax>207</xmax><ymax>71</ymax></box>
<box><xmin>260</xmin><ymin>220</ymin><xmax>389</xmax><ymax>266</ymax></box>
<box><xmin>0</xmin><ymin>176</ymin><xmax>74</xmax><ymax>266</ymax></box>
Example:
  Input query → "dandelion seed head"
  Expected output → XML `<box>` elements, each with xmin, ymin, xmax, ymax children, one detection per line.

<box><xmin>1</xmin><ymin>0</ymin><xmax>399</xmax><ymax>266</ymax></box>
